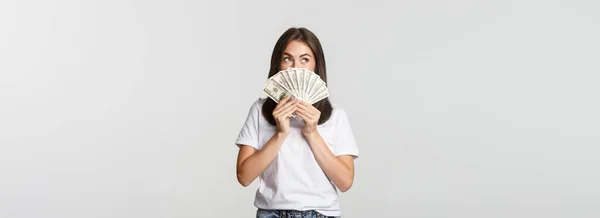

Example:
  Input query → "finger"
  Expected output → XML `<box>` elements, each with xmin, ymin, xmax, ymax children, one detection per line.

<box><xmin>278</xmin><ymin>107</ymin><xmax>296</xmax><ymax>120</ymax></box>
<box><xmin>308</xmin><ymin>104</ymin><xmax>320</xmax><ymax>114</ymax></box>
<box><xmin>297</xmin><ymin>103</ymin><xmax>316</xmax><ymax>116</ymax></box>
<box><xmin>297</xmin><ymin>100</ymin><xmax>309</xmax><ymax>107</ymax></box>
<box><xmin>274</xmin><ymin>99</ymin><xmax>297</xmax><ymax>115</ymax></box>
<box><xmin>295</xmin><ymin>106</ymin><xmax>307</xmax><ymax>116</ymax></box>
<box><xmin>295</xmin><ymin>109</ymin><xmax>311</xmax><ymax>122</ymax></box>
<box><xmin>283</xmin><ymin>107</ymin><xmax>297</xmax><ymax>118</ymax></box>
<box><xmin>275</xmin><ymin>103</ymin><xmax>297</xmax><ymax>119</ymax></box>
<box><xmin>274</xmin><ymin>96</ymin><xmax>296</xmax><ymax>112</ymax></box>
<box><xmin>298</xmin><ymin>101</ymin><xmax>319</xmax><ymax>113</ymax></box>
<box><xmin>275</xmin><ymin>95</ymin><xmax>291</xmax><ymax>109</ymax></box>
<box><xmin>296</xmin><ymin>108</ymin><xmax>315</xmax><ymax>121</ymax></box>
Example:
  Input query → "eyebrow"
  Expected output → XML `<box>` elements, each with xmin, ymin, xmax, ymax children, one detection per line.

<box><xmin>283</xmin><ymin>52</ymin><xmax>312</xmax><ymax>58</ymax></box>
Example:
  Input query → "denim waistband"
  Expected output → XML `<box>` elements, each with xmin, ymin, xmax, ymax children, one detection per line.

<box><xmin>256</xmin><ymin>208</ymin><xmax>339</xmax><ymax>218</ymax></box>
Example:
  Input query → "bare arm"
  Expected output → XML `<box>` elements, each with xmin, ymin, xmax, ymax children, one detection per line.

<box><xmin>236</xmin><ymin>132</ymin><xmax>288</xmax><ymax>187</ymax></box>
<box><xmin>296</xmin><ymin>101</ymin><xmax>355</xmax><ymax>192</ymax></box>
<box><xmin>304</xmin><ymin>132</ymin><xmax>355</xmax><ymax>192</ymax></box>
<box><xmin>235</xmin><ymin>95</ymin><xmax>298</xmax><ymax>187</ymax></box>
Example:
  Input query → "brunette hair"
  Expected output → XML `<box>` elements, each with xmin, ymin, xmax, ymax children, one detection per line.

<box><xmin>261</xmin><ymin>27</ymin><xmax>333</xmax><ymax>125</ymax></box>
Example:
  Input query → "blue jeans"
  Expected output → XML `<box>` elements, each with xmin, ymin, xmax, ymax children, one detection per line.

<box><xmin>256</xmin><ymin>209</ymin><xmax>339</xmax><ymax>218</ymax></box>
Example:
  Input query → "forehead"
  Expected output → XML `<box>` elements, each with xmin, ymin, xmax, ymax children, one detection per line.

<box><xmin>283</xmin><ymin>40</ymin><xmax>314</xmax><ymax>56</ymax></box>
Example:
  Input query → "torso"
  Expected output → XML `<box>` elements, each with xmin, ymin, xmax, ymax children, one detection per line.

<box><xmin>253</xmin><ymin>98</ymin><xmax>342</xmax><ymax>217</ymax></box>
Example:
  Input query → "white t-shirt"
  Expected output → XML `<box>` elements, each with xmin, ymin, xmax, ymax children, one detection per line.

<box><xmin>235</xmin><ymin>98</ymin><xmax>359</xmax><ymax>217</ymax></box>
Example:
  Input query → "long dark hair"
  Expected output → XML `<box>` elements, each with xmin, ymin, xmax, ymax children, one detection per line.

<box><xmin>262</xmin><ymin>27</ymin><xmax>333</xmax><ymax>125</ymax></box>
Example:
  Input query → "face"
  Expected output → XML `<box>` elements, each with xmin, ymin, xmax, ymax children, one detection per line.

<box><xmin>279</xmin><ymin>40</ymin><xmax>316</xmax><ymax>72</ymax></box>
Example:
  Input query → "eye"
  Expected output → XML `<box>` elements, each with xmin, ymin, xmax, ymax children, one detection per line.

<box><xmin>301</xmin><ymin>58</ymin><xmax>309</xmax><ymax>63</ymax></box>
<box><xmin>283</xmin><ymin>57</ymin><xmax>292</xmax><ymax>62</ymax></box>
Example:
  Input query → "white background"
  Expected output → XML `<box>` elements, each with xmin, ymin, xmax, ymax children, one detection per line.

<box><xmin>1</xmin><ymin>0</ymin><xmax>599</xmax><ymax>217</ymax></box>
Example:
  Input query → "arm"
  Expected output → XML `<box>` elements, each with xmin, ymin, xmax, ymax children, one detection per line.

<box><xmin>235</xmin><ymin>95</ymin><xmax>298</xmax><ymax>187</ymax></box>
<box><xmin>296</xmin><ymin>101</ymin><xmax>356</xmax><ymax>192</ymax></box>
<box><xmin>236</xmin><ymin>132</ymin><xmax>288</xmax><ymax>187</ymax></box>
<box><xmin>304</xmin><ymin>132</ymin><xmax>355</xmax><ymax>192</ymax></box>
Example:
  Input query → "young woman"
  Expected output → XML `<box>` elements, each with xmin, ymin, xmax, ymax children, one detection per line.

<box><xmin>235</xmin><ymin>27</ymin><xmax>359</xmax><ymax>218</ymax></box>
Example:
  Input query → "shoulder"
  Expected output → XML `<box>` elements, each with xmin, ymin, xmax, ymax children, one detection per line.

<box><xmin>330</xmin><ymin>102</ymin><xmax>344</xmax><ymax>112</ymax></box>
<box><xmin>331</xmin><ymin>102</ymin><xmax>348</xmax><ymax>115</ymax></box>
<box><xmin>329</xmin><ymin>103</ymin><xmax>350</xmax><ymax>123</ymax></box>
<box><xmin>248</xmin><ymin>97</ymin><xmax>267</xmax><ymax>111</ymax></box>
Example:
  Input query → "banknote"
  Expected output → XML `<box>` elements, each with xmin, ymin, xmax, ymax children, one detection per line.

<box><xmin>263</xmin><ymin>68</ymin><xmax>329</xmax><ymax>105</ymax></box>
<box><xmin>263</xmin><ymin>78</ymin><xmax>289</xmax><ymax>103</ymax></box>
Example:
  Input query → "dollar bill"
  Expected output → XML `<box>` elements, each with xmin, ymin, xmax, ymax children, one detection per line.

<box><xmin>263</xmin><ymin>78</ymin><xmax>289</xmax><ymax>103</ymax></box>
<box><xmin>282</xmin><ymin>70</ymin><xmax>299</xmax><ymax>98</ymax></box>
<box><xmin>271</xmin><ymin>72</ymin><xmax>294</xmax><ymax>97</ymax></box>
<box><xmin>264</xmin><ymin>68</ymin><xmax>329</xmax><ymax>106</ymax></box>
<box><xmin>305</xmin><ymin>72</ymin><xmax>319</xmax><ymax>103</ymax></box>
<box><xmin>307</xmin><ymin>81</ymin><xmax>326</xmax><ymax>103</ymax></box>
<box><xmin>310</xmin><ymin>88</ymin><xmax>329</xmax><ymax>103</ymax></box>
<box><xmin>298</xmin><ymin>68</ymin><xmax>305</xmax><ymax>100</ymax></box>
<box><xmin>288</xmin><ymin>69</ymin><xmax>300</xmax><ymax>100</ymax></box>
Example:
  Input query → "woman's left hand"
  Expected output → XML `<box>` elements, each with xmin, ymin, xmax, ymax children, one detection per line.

<box><xmin>296</xmin><ymin>101</ymin><xmax>321</xmax><ymax>136</ymax></box>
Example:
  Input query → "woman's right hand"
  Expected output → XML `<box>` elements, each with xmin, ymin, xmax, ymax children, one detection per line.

<box><xmin>273</xmin><ymin>95</ymin><xmax>298</xmax><ymax>134</ymax></box>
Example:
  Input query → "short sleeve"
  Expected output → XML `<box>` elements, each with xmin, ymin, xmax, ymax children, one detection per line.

<box><xmin>332</xmin><ymin>109</ymin><xmax>359</xmax><ymax>159</ymax></box>
<box><xmin>235</xmin><ymin>101</ymin><xmax>260</xmax><ymax>150</ymax></box>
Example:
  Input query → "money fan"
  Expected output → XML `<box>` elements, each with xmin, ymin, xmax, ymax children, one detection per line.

<box><xmin>263</xmin><ymin>68</ymin><xmax>329</xmax><ymax>104</ymax></box>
